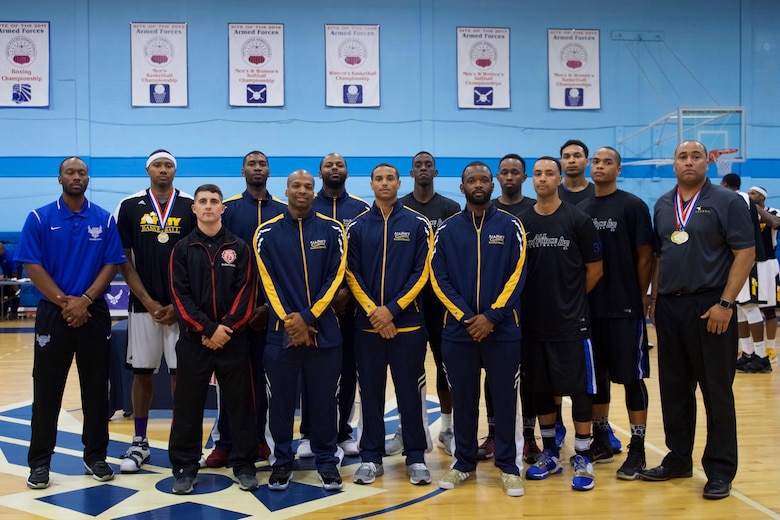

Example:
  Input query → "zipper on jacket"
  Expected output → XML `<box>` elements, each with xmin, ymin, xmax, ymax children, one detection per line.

<box><xmin>472</xmin><ymin>212</ymin><xmax>484</xmax><ymax>313</ymax></box>
<box><xmin>298</xmin><ymin>219</ymin><xmax>313</xmax><ymax>306</ymax></box>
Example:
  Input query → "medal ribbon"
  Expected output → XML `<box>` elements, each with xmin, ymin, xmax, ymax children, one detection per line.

<box><xmin>674</xmin><ymin>189</ymin><xmax>701</xmax><ymax>231</ymax></box>
<box><xmin>149</xmin><ymin>189</ymin><xmax>177</xmax><ymax>234</ymax></box>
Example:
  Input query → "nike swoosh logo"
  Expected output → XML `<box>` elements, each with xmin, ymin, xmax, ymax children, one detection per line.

<box><xmin>50</xmin><ymin>226</ymin><xmax>61</xmax><ymax>230</ymax></box>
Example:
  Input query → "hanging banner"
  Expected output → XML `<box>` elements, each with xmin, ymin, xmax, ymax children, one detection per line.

<box><xmin>228</xmin><ymin>23</ymin><xmax>284</xmax><ymax>107</ymax></box>
<box><xmin>325</xmin><ymin>24</ymin><xmax>379</xmax><ymax>107</ymax></box>
<box><xmin>131</xmin><ymin>22</ymin><xmax>188</xmax><ymax>107</ymax></box>
<box><xmin>548</xmin><ymin>29</ymin><xmax>600</xmax><ymax>110</ymax></box>
<box><xmin>457</xmin><ymin>27</ymin><xmax>510</xmax><ymax>109</ymax></box>
<box><xmin>0</xmin><ymin>21</ymin><xmax>49</xmax><ymax>107</ymax></box>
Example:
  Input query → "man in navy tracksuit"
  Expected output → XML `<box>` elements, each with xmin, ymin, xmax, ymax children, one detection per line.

<box><xmin>297</xmin><ymin>152</ymin><xmax>369</xmax><ymax>459</ymax></box>
<box><xmin>431</xmin><ymin>161</ymin><xmax>528</xmax><ymax>497</ymax></box>
<box><xmin>255</xmin><ymin>170</ymin><xmax>347</xmax><ymax>492</ymax></box>
<box><xmin>347</xmin><ymin>163</ymin><xmax>433</xmax><ymax>486</ymax></box>
<box><xmin>168</xmin><ymin>184</ymin><xmax>258</xmax><ymax>494</ymax></box>
<box><xmin>205</xmin><ymin>150</ymin><xmax>287</xmax><ymax>468</ymax></box>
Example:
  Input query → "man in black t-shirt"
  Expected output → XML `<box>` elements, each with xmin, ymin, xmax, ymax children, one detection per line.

<box><xmin>577</xmin><ymin>147</ymin><xmax>654</xmax><ymax>480</ymax></box>
<box><xmin>396</xmin><ymin>151</ymin><xmax>460</xmax><ymax>457</ymax></box>
<box><xmin>519</xmin><ymin>156</ymin><xmax>603</xmax><ymax>492</ymax></box>
<box><xmin>558</xmin><ymin>140</ymin><xmax>595</xmax><ymax>205</ymax></box>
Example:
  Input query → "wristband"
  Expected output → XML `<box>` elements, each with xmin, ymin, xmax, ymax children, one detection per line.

<box><xmin>82</xmin><ymin>293</ymin><xmax>94</xmax><ymax>304</ymax></box>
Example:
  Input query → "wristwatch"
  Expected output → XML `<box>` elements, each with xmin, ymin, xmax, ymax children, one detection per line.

<box><xmin>719</xmin><ymin>299</ymin><xmax>735</xmax><ymax>310</ymax></box>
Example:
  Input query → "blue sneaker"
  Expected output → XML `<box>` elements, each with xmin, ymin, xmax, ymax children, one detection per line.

<box><xmin>525</xmin><ymin>448</ymin><xmax>562</xmax><ymax>480</ymax></box>
<box><xmin>606</xmin><ymin>424</ymin><xmax>622</xmax><ymax>453</ymax></box>
<box><xmin>555</xmin><ymin>421</ymin><xmax>566</xmax><ymax>449</ymax></box>
<box><xmin>571</xmin><ymin>455</ymin><xmax>595</xmax><ymax>491</ymax></box>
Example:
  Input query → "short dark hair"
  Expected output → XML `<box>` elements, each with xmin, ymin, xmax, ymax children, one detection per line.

<box><xmin>461</xmin><ymin>161</ymin><xmax>492</xmax><ymax>181</ymax></box>
<box><xmin>595</xmin><ymin>146</ymin><xmax>622</xmax><ymax>166</ymax></box>
<box><xmin>412</xmin><ymin>151</ymin><xmax>436</xmax><ymax>168</ymax></box>
<box><xmin>149</xmin><ymin>148</ymin><xmax>172</xmax><ymax>158</ymax></box>
<box><xmin>243</xmin><ymin>150</ymin><xmax>267</xmax><ymax>166</ymax></box>
<box><xmin>722</xmin><ymin>173</ymin><xmax>741</xmax><ymax>189</ymax></box>
<box><xmin>59</xmin><ymin>156</ymin><xmax>87</xmax><ymax>175</ymax></box>
<box><xmin>194</xmin><ymin>183</ymin><xmax>223</xmax><ymax>200</ymax></box>
<box><xmin>498</xmin><ymin>153</ymin><xmax>526</xmax><ymax>172</ymax></box>
<box><xmin>371</xmin><ymin>162</ymin><xmax>399</xmax><ymax>179</ymax></box>
<box><xmin>320</xmin><ymin>153</ymin><xmax>347</xmax><ymax>171</ymax></box>
<box><xmin>534</xmin><ymin>156</ymin><xmax>563</xmax><ymax>174</ymax></box>
<box><xmin>560</xmin><ymin>139</ymin><xmax>589</xmax><ymax>157</ymax></box>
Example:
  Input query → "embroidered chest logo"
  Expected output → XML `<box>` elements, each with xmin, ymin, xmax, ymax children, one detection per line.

<box><xmin>310</xmin><ymin>239</ymin><xmax>327</xmax><ymax>250</ymax></box>
<box><xmin>140</xmin><ymin>213</ymin><xmax>182</xmax><ymax>234</ymax></box>
<box><xmin>527</xmin><ymin>232</ymin><xmax>570</xmax><ymax>250</ymax></box>
<box><xmin>221</xmin><ymin>249</ymin><xmax>237</xmax><ymax>266</ymax></box>
<box><xmin>488</xmin><ymin>234</ymin><xmax>505</xmax><ymax>245</ymax></box>
<box><xmin>88</xmin><ymin>225</ymin><xmax>103</xmax><ymax>241</ymax></box>
<box><xmin>393</xmin><ymin>231</ymin><xmax>411</xmax><ymax>242</ymax></box>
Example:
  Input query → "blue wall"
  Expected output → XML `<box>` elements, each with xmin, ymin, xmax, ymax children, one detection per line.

<box><xmin>1</xmin><ymin>0</ymin><xmax>779</xmax><ymax>233</ymax></box>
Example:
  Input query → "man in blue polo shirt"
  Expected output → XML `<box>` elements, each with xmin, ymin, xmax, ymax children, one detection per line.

<box><xmin>16</xmin><ymin>157</ymin><xmax>126</xmax><ymax>489</ymax></box>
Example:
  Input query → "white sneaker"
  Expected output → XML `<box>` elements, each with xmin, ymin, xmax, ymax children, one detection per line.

<box><xmin>407</xmin><ymin>462</ymin><xmax>431</xmax><ymax>485</ymax></box>
<box><xmin>438</xmin><ymin>468</ymin><xmax>473</xmax><ymax>489</ymax></box>
<box><xmin>120</xmin><ymin>436</ymin><xmax>151</xmax><ymax>473</ymax></box>
<box><xmin>438</xmin><ymin>428</ymin><xmax>454</xmax><ymax>456</ymax></box>
<box><xmin>296</xmin><ymin>437</ymin><xmax>314</xmax><ymax>458</ymax></box>
<box><xmin>338</xmin><ymin>437</ymin><xmax>359</xmax><ymax>456</ymax></box>
<box><xmin>385</xmin><ymin>428</ymin><xmax>403</xmax><ymax>456</ymax></box>
<box><xmin>353</xmin><ymin>462</ymin><xmax>383</xmax><ymax>484</ymax></box>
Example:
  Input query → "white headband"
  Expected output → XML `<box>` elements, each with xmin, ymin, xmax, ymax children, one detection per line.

<box><xmin>146</xmin><ymin>151</ymin><xmax>177</xmax><ymax>169</ymax></box>
<box><xmin>749</xmin><ymin>186</ymin><xmax>768</xmax><ymax>198</ymax></box>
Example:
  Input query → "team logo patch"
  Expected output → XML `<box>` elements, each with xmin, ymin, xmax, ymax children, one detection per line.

<box><xmin>310</xmin><ymin>239</ymin><xmax>327</xmax><ymax>250</ymax></box>
<box><xmin>488</xmin><ymin>234</ymin><xmax>505</xmax><ymax>245</ymax></box>
<box><xmin>221</xmin><ymin>249</ymin><xmax>237</xmax><ymax>265</ymax></box>
<box><xmin>36</xmin><ymin>334</ymin><xmax>51</xmax><ymax>347</ymax></box>
<box><xmin>393</xmin><ymin>231</ymin><xmax>410</xmax><ymax>242</ymax></box>
<box><xmin>87</xmin><ymin>225</ymin><xmax>103</xmax><ymax>241</ymax></box>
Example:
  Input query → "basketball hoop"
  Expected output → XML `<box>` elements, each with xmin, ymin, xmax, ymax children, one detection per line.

<box><xmin>709</xmin><ymin>148</ymin><xmax>738</xmax><ymax>177</ymax></box>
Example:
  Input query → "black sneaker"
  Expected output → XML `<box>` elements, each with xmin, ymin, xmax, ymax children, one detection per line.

<box><xmin>591</xmin><ymin>430</ymin><xmax>614</xmax><ymax>464</ymax></box>
<box><xmin>172</xmin><ymin>475</ymin><xmax>196</xmax><ymax>494</ymax></box>
<box><xmin>616</xmin><ymin>444</ymin><xmax>646</xmax><ymax>480</ymax></box>
<box><xmin>736</xmin><ymin>352</ymin><xmax>755</xmax><ymax>372</ymax></box>
<box><xmin>84</xmin><ymin>460</ymin><xmax>115</xmax><ymax>482</ymax></box>
<box><xmin>742</xmin><ymin>355</ymin><xmax>772</xmax><ymax>373</ymax></box>
<box><xmin>268</xmin><ymin>464</ymin><xmax>293</xmax><ymax>491</ymax></box>
<box><xmin>27</xmin><ymin>465</ymin><xmax>50</xmax><ymax>489</ymax></box>
<box><xmin>319</xmin><ymin>470</ymin><xmax>343</xmax><ymax>491</ymax></box>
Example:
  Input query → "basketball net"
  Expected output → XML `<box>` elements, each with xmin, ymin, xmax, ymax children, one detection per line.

<box><xmin>709</xmin><ymin>148</ymin><xmax>738</xmax><ymax>177</ymax></box>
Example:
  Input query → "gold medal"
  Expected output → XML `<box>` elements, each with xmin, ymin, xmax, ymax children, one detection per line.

<box><xmin>157</xmin><ymin>232</ymin><xmax>170</xmax><ymax>244</ymax></box>
<box><xmin>670</xmin><ymin>230</ymin><xmax>689</xmax><ymax>245</ymax></box>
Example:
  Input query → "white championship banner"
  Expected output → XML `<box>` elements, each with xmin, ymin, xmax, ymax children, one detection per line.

<box><xmin>229</xmin><ymin>23</ymin><xmax>284</xmax><ymax>107</ymax></box>
<box><xmin>131</xmin><ymin>22</ymin><xmax>188</xmax><ymax>107</ymax></box>
<box><xmin>548</xmin><ymin>29</ymin><xmax>600</xmax><ymax>110</ymax></box>
<box><xmin>0</xmin><ymin>21</ymin><xmax>49</xmax><ymax>107</ymax></box>
<box><xmin>325</xmin><ymin>24</ymin><xmax>379</xmax><ymax>107</ymax></box>
<box><xmin>457</xmin><ymin>27</ymin><xmax>510</xmax><ymax>109</ymax></box>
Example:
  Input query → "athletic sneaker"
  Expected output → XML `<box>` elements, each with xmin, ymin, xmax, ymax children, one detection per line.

<box><xmin>616</xmin><ymin>444</ymin><xmax>646</xmax><ymax>480</ymax></box>
<box><xmin>768</xmin><ymin>347</ymin><xmax>778</xmax><ymax>364</ymax></box>
<box><xmin>591</xmin><ymin>429</ymin><xmax>615</xmax><ymax>463</ymax></box>
<box><xmin>296</xmin><ymin>437</ymin><xmax>314</xmax><ymax>458</ymax></box>
<box><xmin>172</xmin><ymin>475</ymin><xmax>196</xmax><ymax>494</ymax></box>
<box><xmin>406</xmin><ymin>463</ymin><xmax>431</xmax><ymax>485</ymax></box>
<box><xmin>268</xmin><ymin>464</ymin><xmax>293</xmax><ymax>491</ymax></box>
<box><xmin>525</xmin><ymin>449</ymin><xmax>562</xmax><ymax>480</ymax></box>
<box><xmin>438</xmin><ymin>468</ymin><xmax>473</xmax><ymax>489</ymax></box>
<box><xmin>84</xmin><ymin>460</ymin><xmax>115</xmax><ymax>482</ymax></box>
<box><xmin>555</xmin><ymin>421</ymin><xmax>566</xmax><ymax>449</ymax></box>
<box><xmin>235</xmin><ymin>473</ymin><xmax>259</xmax><ymax>491</ymax></box>
<box><xmin>606</xmin><ymin>423</ymin><xmax>623</xmax><ymax>453</ymax></box>
<box><xmin>523</xmin><ymin>438</ymin><xmax>542</xmax><ymax>464</ymax></box>
<box><xmin>205</xmin><ymin>447</ymin><xmax>229</xmax><ymax>468</ymax></box>
<box><xmin>27</xmin><ymin>465</ymin><xmax>50</xmax><ymax>489</ymax></box>
<box><xmin>572</xmin><ymin>455</ymin><xmax>595</xmax><ymax>491</ymax></box>
<box><xmin>353</xmin><ymin>462</ymin><xmax>383</xmax><ymax>484</ymax></box>
<box><xmin>338</xmin><ymin>436</ymin><xmax>359</xmax><ymax>457</ymax></box>
<box><xmin>501</xmin><ymin>472</ymin><xmax>525</xmax><ymax>497</ymax></box>
<box><xmin>742</xmin><ymin>355</ymin><xmax>773</xmax><ymax>373</ymax></box>
<box><xmin>319</xmin><ymin>471</ymin><xmax>343</xmax><ymax>491</ymax></box>
<box><xmin>120</xmin><ymin>436</ymin><xmax>151</xmax><ymax>473</ymax></box>
<box><xmin>736</xmin><ymin>352</ymin><xmax>755</xmax><ymax>371</ymax></box>
<box><xmin>477</xmin><ymin>436</ymin><xmax>495</xmax><ymax>460</ymax></box>
<box><xmin>438</xmin><ymin>428</ymin><xmax>454</xmax><ymax>456</ymax></box>
<box><xmin>385</xmin><ymin>428</ymin><xmax>404</xmax><ymax>456</ymax></box>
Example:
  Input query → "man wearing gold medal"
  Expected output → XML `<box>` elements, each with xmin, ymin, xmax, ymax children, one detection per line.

<box><xmin>115</xmin><ymin>149</ymin><xmax>196</xmax><ymax>473</ymax></box>
<box><xmin>642</xmin><ymin>140</ymin><xmax>755</xmax><ymax>500</ymax></box>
